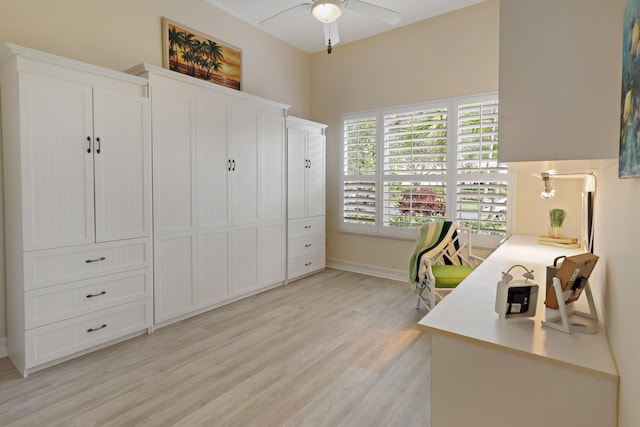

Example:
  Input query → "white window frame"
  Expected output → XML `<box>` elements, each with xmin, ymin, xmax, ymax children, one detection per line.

<box><xmin>339</xmin><ymin>92</ymin><xmax>513</xmax><ymax>249</ymax></box>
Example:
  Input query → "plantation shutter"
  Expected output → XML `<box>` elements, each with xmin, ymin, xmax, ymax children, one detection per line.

<box><xmin>455</xmin><ymin>100</ymin><xmax>508</xmax><ymax>236</ymax></box>
<box><xmin>343</xmin><ymin>116</ymin><xmax>377</xmax><ymax>225</ymax></box>
<box><xmin>382</xmin><ymin>108</ymin><xmax>447</xmax><ymax>228</ymax></box>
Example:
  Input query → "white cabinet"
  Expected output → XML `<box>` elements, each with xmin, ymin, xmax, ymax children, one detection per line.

<box><xmin>16</xmin><ymin>73</ymin><xmax>150</xmax><ymax>251</ymax></box>
<box><xmin>286</xmin><ymin>117</ymin><xmax>327</xmax><ymax>281</ymax></box>
<box><xmin>0</xmin><ymin>44</ymin><xmax>152</xmax><ymax>376</ymax></box>
<box><xmin>498</xmin><ymin>0</ymin><xmax>620</xmax><ymax>163</ymax></box>
<box><xmin>131</xmin><ymin>64</ymin><xmax>287</xmax><ymax>325</ymax></box>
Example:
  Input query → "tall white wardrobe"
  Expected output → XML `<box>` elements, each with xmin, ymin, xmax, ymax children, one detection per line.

<box><xmin>0</xmin><ymin>44</ymin><xmax>153</xmax><ymax>376</ymax></box>
<box><xmin>286</xmin><ymin>117</ymin><xmax>327</xmax><ymax>281</ymax></box>
<box><xmin>129</xmin><ymin>64</ymin><xmax>288</xmax><ymax>325</ymax></box>
<box><xmin>0</xmin><ymin>44</ymin><xmax>325</xmax><ymax>376</ymax></box>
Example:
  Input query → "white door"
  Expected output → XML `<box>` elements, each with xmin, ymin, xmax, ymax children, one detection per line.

<box><xmin>152</xmin><ymin>88</ymin><xmax>195</xmax><ymax>235</ymax></box>
<box><xmin>20</xmin><ymin>73</ymin><xmax>95</xmax><ymax>250</ymax></box>
<box><xmin>287</xmin><ymin>128</ymin><xmax>307</xmax><ymax>220</ymax></box>
<box><xmin>306</xmin><ymin>133</ymin><xmax>326</xmax><ymax>218</ymax></box>
<box><xmin>259</xmin><ymin>113</ymin><xmax>285</xmax><ymax>221</ymax></box>
<box><xmin>154</xmin><ymin>233</ymin><xmax>195</xmax><ymax>323</ymax></box>
<box><xmin>229</xmin><ymin>225</ymin><xmax>258</xmax><ymax>294</ymax></box>
<box><xmin>196</xmin><ymin>97</ymin><xmax>228</xmax><ymax>228</ymax></box>
<box><xmin>196</xmin><ymin>229</ymin><xmax>229</xmax><ymax>306</ymax></box>
<box><xmin>229</xmin><ymin>106</ymin><xmax>258</xmax><ymax>224</ymax></box>
<box><xmin>93</xmin><ymin>89</ymin><xmax>151</xmax><ymax>242</ymax></box>
<box><xmin>259</xmin><ymin>223</ymin><xmax>284</xmax><ymax>287</ymax></box>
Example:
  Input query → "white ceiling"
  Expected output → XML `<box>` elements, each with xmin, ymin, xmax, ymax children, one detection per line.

<box><xmin>204</xmin><ymin>0</ymin><xmax>487</xmax><ymax>54</ymax></box>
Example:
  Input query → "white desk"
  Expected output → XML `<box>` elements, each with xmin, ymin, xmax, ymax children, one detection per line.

<box><xmin>418</xmin><ymin>235</ymin><xmax>618</xmax><ymax>427</ymax></box>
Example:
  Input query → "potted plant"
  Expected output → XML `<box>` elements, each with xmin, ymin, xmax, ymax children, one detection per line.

<box><xmin>549</xmin><ymin>208</ymin><xmax>566</xmax><ymax>238</ymax></box>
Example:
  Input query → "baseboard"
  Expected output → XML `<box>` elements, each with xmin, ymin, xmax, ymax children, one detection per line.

<box><xmin>326</xmin><ymin>258</ymin><xmax>407</xmax><ymax>282</ymax></box>
<box><xmin>0</xmin><ymin>337</ymin><xmax>7</xmax><ymax>358</ymax></box>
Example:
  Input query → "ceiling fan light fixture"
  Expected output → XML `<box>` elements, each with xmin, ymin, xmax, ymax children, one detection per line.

<box><xmin>311</xmin><ymin>0</ymin><xmax>343</xmax><ymax>23</ymax></box>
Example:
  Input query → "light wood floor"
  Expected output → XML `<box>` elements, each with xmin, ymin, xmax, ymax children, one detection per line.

<box><xmin>0</xmin><ymin>269</ymin><xmax>431</xmax><ymax>426</ymax></box>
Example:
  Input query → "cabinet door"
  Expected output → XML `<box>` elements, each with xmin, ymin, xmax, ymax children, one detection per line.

<box><xmin>306</xmin><ymin>133</ymin><xmax>326</xmax><ymax>218</ymax></box>
<box><xmin>229</xmin><ymin>106</ymin><xmax>258</xmax><ymax>224</ymax></box>
<box><xmin>229</xmin><ymin>225</ymin><xmax>258</xmax><ymax>294</ymax></box>
<box><xmin>259</xmin><ymin>113</ymin><xmax>285</xmax><ymax>221</ymax></box>
<box><xmin>152</xmin><ymin>88</ymin><xmax>195</xmax><ymax>235</ymax></box>
<box><xmin>93</xmin><ymin>89</ymin><xmax>151</xmax><ymax>242</ymax></box>
<box><xmin>196</xmin><ymin>229</ymin><xmax>229</xmax><ymax>306</ymax></box>
<box><xmin>196</xmin><ymin>97</ymin><xmax>228</xmax><ymax>228</ymax></box>
<box><xmin>260</xmin><ymin>223</ymin><xmax>284</xmax><ymax>286</ymax></box>
<box><xmin>20</xmin><ymin>73</ymin><xmax>95</xmax><ymax>251</ymax></box>
<box><xmin>154</xmin><ymin>233</ymin><xmax>194</xmax><ymax>323</ymax></box>
<box><xmin>287</xmin><ymin>128</ymin><xmax>307</xmax><ymax>219</ymax></box>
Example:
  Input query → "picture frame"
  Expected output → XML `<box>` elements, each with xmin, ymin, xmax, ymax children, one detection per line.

<box><xmin>620</xmin><ymin>0</ymin><xmax>640</xmax><ymax>177</ymax></box>
<box><xmin>162</xmin><ymin>18</ymin><xmax>242</xmax><ymax>91</ymax></box>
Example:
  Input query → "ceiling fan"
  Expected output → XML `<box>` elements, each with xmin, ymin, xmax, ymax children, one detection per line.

<box><xmin>259</xmin><ymin>0</ymin><xmax>401</xmax><ymax>54</ymax></box>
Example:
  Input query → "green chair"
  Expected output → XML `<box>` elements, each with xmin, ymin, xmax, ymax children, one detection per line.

<box><xmin>410</xmin><ymin>221</ymin><xmax>483</xmax><ymax>311</ymax></box>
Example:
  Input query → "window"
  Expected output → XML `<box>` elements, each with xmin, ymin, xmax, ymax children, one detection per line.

<box><xmin>340</xmin><ymin>93</ymin><xmax>511</xmax><ymax>247</ymax></box>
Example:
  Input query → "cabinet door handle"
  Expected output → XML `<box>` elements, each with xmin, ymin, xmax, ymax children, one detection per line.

<box><xmin>86</xmin><ymin>136</ymin><xmax>92</xmax><ymax>153</ymax></box>
<box><xmin>305</xmin><ymin>244</ymin><xmax>312</xmax><ymax>248</ymax></box>
<box><xmin>232</xmin><ymin>159</ymin><xmax>236</xmax><ymax>171</ymax></box>
<box><xmin>228</xmin><ymin>159</ymin><xmax>231</xmax><ymax>171</ymax></box>
<box><xmin>96</xmin><ymin>137</ymin><xmax>101</xmax><ymax>154</ymax></box>
<box><xmin>87</xmin><ymin>324</ymin><xmax>107</xmax><ymax>333</ymax></box>
<box><xmin>86</xmin><ymin>291</ymin><xmax>107</xmax><ymax>298</ymax></box>
<box><xmin>308</xmin><ymin>159</ymin><xmax>312</xmax><ymax>168</ymax></box>
<box><xmin>85</xmin><ymin>256</ymin><xmax>106</xmax><ymax>264</ymax></box>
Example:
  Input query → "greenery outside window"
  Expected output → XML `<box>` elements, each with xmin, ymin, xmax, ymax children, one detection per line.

<box><xmin>340</xmin><ymin>93</ymin><xmax>512</xmax><ymax>248</ymax></box>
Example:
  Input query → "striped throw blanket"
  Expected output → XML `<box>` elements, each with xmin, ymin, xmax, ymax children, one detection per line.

<box><xmin>409</xmin><ymin>221</ymin><xmax>459</xmax><ymax>284</ymax></box>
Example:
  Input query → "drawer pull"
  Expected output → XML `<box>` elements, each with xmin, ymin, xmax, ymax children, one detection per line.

<box><xmin>86</xmin><ymin>291</ymin><xmax>107</xmax><ymax>298</ymax></box>
<box><xmin>305</xmin><ymin>262</ymin><xmax>312</xmax><ymax>266</ymax></box>
<box><xmin>85</xmin><ymin>257</ymin><xmax>106</xmax><ymax>264</ymax></box>
<box><xmin>305</xmin><ymin>244</ymin><xmax>312</xmax><ymax>248</ymax></box>
<box><xmin>87</xmin><ymin>324</ymin><xmax>107</xmax><ymax>333</ymax></box>
<box><xmin>304</xmin><ymin>225</ymin><xmax>312</xmax><ymax>229</ymax></box>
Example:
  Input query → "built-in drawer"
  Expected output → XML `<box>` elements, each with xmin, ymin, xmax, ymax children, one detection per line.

<box><xmin>25</xmin><ymin>299</ymin><xmax>152</xmax><ymax>370</ymax></box>
<box><xmin>288</xmin><ymin>252</ymin><xmax>325</xmax><ymax>281</ymax></box>
<box><xmin>288</xmin><ymin>216</ymin><xmax>325</xmax><ymax>239</ymax></box>
<box><xmin>288</xmin><ymin>235</ymin><xmax>325</xmax><ymax>259</ymax></box>
<box><xmin>24</xmin><ymin>238</ymin><xmax>152</xmax><ymax>290</ymax></box>
<box><xmin>25</xmin><ymin>268</ymin><xmax>152</xmax><ymax>329</ymax></box>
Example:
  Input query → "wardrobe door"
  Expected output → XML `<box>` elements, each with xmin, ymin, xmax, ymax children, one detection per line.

<box><xmin>287</xmin><ymin>128</ymin><xmax>307</xmax><ymax>220</ymax></box>
<box><xmin>228</xmin><ymin>106</ymin><xmax>258</xmax><ymax>225</ymax></box>
<box><xmin>229</xmin><ymin>225</ymin><xmax>258</xmax><ymax>294</ymax></box>
<box><xmin>93</xmin><ymin>89</ymin><xmax>151</xmax><ymax>242</ymax></box>
<box><xmin>306</xmin><ymin>133</ymin><xmax>326</xmax><ymax>218</ymax></box>
<box><xmin>196</xmin><ymin>229</ymin><xmax>229</xmax><ymax>306</ymax></box>
<box><xmin>259</xmin><ymin>112</ymin><xmax>285</xmax><ymax>221</ymax></box>
<box><xmin>152</xmin><ymin>87</ymin><xmax>195</xmax><ymax>235</ymax></box>
<box><xmin>196</xmin><ymin>96</ymin><xmax>228</xmax><ymax>228</ymax></box>
<box><xmin>154</xmin><ymin>234</ymin><xmax>194</xmax><ymax>323</ymax></box>
<box><xmin>20</xmin><ymin>73</ymin><xmax>95</xmax><ymax>250</ymax></box>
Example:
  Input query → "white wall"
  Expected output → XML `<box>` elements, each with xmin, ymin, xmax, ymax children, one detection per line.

<box><xmin>596</xmin><ymin>164</ymin><xmax>640</xmax><ymax>427</ymax></box>
<box><xmin>0</xmin><ymin>0</ymin><xmax>311</xmax><ymax>345</ymax></box>
<box><xmin>310</xmin><ymin>0</ymin><xmax>503</xmax><ymax>276</ymax></box>
<box><xmin>499</xmin><ymin>0</ymin><xmax>638</xmax><ymax>426</ymax></box>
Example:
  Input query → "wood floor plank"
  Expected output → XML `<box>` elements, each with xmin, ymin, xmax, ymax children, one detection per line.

<box><xmin>0</xmin><ymin>269</ymin><xmax>431</xmax><ymax>426</ymax></box>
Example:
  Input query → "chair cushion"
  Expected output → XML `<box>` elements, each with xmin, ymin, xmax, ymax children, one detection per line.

<box><xmin>432</xmin><ymin>265</ymin><xmax>474</xmax><ymax>288</ymax></box>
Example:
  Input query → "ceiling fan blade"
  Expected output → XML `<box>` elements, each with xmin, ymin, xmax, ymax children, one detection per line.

<box><xmin>259</xmin><ymin>2</ymin><xmax>311</xmax><ymax>25</ymax></box>
<box><xmin>346</xmin><ymin>0</ymin><xmax>401</xmax><ymax>25</ymax></box>
<box><xmin>323</xmin><ymin>21</ymin><xmax>340</xmax><ymax>46</ymax></box>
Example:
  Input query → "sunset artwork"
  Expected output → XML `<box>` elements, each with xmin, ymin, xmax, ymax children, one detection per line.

<box><xmin>163</xmin><ymin>19</ymin><xmax>241</xmax><ymax>91</ymax></box>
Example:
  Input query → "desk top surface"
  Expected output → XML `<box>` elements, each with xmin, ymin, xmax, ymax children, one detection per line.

<box><xmin>418</xmin><ymin>234</ymin><xmax>618</xmax><ymax>381</ymax></box>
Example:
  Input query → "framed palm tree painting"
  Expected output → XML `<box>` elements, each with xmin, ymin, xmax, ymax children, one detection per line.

<box><xmin>621</xmin><ymin>0</ymin><xmax>640</xmax><ymax>177</ymax></box>
<box><xmin>162</xmin><ymin>18</ymin><xmax>241</xmax><ymax>91</ymax></box>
